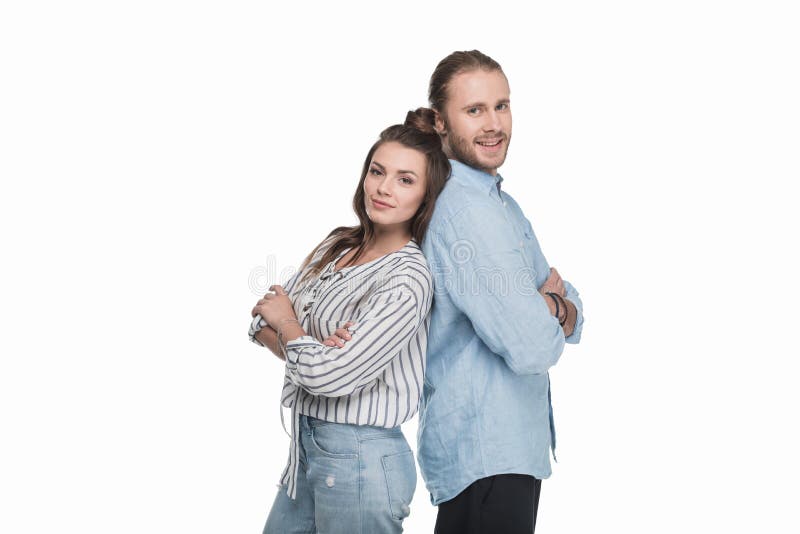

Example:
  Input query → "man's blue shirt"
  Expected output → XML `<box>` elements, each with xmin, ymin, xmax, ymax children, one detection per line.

<box><xmin>417</xmin><ymin>159</ymin><xmax>585</xmax><ymax>505</ymax></box>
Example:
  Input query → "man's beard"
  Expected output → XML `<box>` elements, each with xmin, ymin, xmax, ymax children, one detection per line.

<box><xmin>445</xmin><ymin>122</ymin><xmax>510</xmax><ymax>174</ymax></box>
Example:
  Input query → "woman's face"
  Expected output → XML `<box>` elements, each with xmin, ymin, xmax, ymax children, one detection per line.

<box><xmin>363</xmin><ymin>141</ymin><xmax>428</xmax><ymax>232</ymax></box>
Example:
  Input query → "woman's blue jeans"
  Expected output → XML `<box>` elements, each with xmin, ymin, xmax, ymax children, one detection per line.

<box><xmin>263</xmin><ymin>415</ymin><xmax>417</xmax><ymax>534</ymax></box>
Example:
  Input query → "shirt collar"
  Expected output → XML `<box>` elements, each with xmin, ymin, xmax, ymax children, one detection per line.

<box><xmin>449</xmin><ymin>159</ymin><xmax>504</xmax><ymax>195</ymax></box>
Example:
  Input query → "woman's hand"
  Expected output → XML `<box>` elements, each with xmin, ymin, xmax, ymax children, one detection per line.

<box><xmin>251</xmin><ymin>285</ymin><xmax>297</xmax><ymax>330</ymax></box>
<box><xmin>322</xmin><ymin>322</ymin><xmax>354</xmax><ymax>348</ymax></box>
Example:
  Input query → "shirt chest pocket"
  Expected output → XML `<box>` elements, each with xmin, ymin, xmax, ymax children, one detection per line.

<box><xmin>512</xmin><ymin>220</ymin><xmax>536</xmax><ymax>267</ymax></box>
<box><xmin>523</xmin><ymin>225</ymin><xmax>535</xmax><ymax>241</ymax></box>
<box><xmin>521</xmin><ymin>219</ymin><xmax>537</xmax><ymax>245</ymax></box>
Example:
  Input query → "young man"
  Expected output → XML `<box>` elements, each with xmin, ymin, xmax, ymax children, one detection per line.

<box><xmin>418</xmin><ymin>50</ymin><xmax>585</xmax><ymax>533</ymax></box>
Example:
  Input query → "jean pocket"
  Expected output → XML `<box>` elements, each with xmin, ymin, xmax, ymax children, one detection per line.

<box><xmin>309</xmin><ymin>424</ymin><xmax>358</xmax><ymax>459</ymax></box>
<box><xmin>381</xmin><ymin>450</ymin><xmax>417</xmax><ymax>520</ymax></box>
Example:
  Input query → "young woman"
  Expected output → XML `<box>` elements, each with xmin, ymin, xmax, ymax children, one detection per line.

<box><xmin>248</xmin><ymin>109</ymin><xmax>449</xmax><ymax>534</ymax></box>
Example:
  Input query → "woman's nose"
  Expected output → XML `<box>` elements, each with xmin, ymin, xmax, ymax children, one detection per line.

<box><xmin>377</xmin><ymin>177</ymin><xmax>393</xmax><ymax>195</ymax></box>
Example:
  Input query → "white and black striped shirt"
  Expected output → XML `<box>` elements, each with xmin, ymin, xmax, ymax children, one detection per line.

<box><xmin>249</xmin><ymin>237</ymin><xmax>432</xmax><ymax>499</ymax></box>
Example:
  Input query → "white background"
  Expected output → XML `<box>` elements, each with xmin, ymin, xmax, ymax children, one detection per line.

<box><xmin>1</xmin><ymin>1</ymin><xmax>798</xmax><ymax>532</ymax></box>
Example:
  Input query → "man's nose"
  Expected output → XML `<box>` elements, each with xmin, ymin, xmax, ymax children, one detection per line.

<box><xmin>484</xmin><ymin>109</ymin><xmax>501</xmax><ymax>132</ymax></box>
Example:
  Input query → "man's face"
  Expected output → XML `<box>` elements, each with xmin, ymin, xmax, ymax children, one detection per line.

<box><xmin>436</xmin><ymin>69</ymin><xmax>512</xmax><ymax>175</ymax></box>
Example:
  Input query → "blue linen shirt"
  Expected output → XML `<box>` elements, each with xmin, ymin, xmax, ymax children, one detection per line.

<box><xmin>417</xmin><ymin>159</ymin><xmax>585</xmax><ymax>505</ymax></box>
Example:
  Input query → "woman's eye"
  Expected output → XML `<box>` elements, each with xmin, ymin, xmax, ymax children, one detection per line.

<box><xmin>369</xmin><ymin>168</ymin><xmax>383</xmax><ymax>176</ymax></box>
<box><xmin>400</xmin><ymin>177</ymin><xmax>414</xmax><ymax>185</ymax></box>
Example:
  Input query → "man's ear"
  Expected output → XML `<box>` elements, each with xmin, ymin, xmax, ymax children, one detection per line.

<box><xmin>434</xmin><ymin>109</ymin><xmax>446</xmax><ymax>136</ymax></box>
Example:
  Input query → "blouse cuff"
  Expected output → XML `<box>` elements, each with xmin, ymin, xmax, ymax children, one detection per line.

<box><xmin>248</xmin><ymin>315</ymin><xmax>268</xmax><ymax>346</ymax></box>
<box><xmin>284</xmin><ymin>335</ymin><xmax>322</xmax><ymax>367</ymax></box>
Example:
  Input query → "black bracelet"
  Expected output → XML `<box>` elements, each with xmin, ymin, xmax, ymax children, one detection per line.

<box><xmin>547</xmin><ymin>292</ymin><xmax>568</xmax><ymax>326</ymax></box>
<box><xmin>555</xmin><ymin>293</ymin><xmax>568</xmax><ymax>326</ymax></box>
<box><xmin>545</xmin><ymin>292</ymin><xmax>560</xmax><ymax>322</ymax></box>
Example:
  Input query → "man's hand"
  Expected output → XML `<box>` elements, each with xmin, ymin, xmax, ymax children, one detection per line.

<box><xmin>251</xmin><ymin>285</ymin><xmax>297</xmax><ymax>330</ymax></box>
<box><xmin>538</xmin><ymin>267</ymin><xmax>566</xmax><ymax>298</ymax></box>
<box><xmin>322</xmin><ymin>322</ymin><xmax>355</xmax><ymax>348</ymax></box>
<box><xmin>537</xmin><ymin>267</ymin><xmax>577</xmax><ymax>334</ymax></box>
<box><xmin>538</xmin><ymin>267</ymin><xmax>566</xmax><ymax>319</ymax></box>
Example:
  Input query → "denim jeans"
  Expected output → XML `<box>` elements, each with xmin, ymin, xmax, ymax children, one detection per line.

<box><xmin>263</xmin><ymin>415</ymin><xmax>417</xmax><ymax>534</ymax></box>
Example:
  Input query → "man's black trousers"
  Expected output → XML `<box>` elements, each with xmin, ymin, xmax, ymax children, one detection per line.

<box><xmin>434</xmin><ymin>474</ymin><xmax>542</xmax><ymax>534</ymax></box>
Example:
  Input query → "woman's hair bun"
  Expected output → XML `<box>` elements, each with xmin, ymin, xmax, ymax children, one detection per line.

<box><xmin>404</xmin><ymin>107</ymin><xmax>438</xmax><ymax>136</ymax></box>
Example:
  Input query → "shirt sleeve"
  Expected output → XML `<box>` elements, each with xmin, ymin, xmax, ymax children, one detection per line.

<box><xmin>563</xmin><ymin>280</ymin><xmax>584</xmax><ymax>344</ymax></box>
<box><xmin>283</xmin><ymin>268</ymin><xmax>432</xmax><ymax>397</ymax></box>
<box><xmin>429</xmin><ymin>205</ymin><xmax>566</xmax><ymax>375</ymax></box>
<box><xmin>521</xmin><ymin>215</ymin><xmax>585</xmax><ymax>345</ymax></box>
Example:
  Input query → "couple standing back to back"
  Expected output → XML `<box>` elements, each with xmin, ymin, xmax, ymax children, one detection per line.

<box><xmin>249</xmin><ymin>49</ymin><xmax>585</xmax><ymax>534</ymax></box>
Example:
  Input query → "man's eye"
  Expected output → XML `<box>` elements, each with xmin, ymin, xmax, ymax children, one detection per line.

<box><xmin>497</xmin><ymin>103</ymin><xmax>509</xmax><ymax>111</ymax></box>
<box><xmin>468</xmin><ymin>107</ymin><xmax>480</xmax><ymax>115</ymax></box>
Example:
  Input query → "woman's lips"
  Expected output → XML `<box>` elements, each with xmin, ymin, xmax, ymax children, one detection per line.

<box><xmin>371</xmin><ymin>198</ymin><xmax>393</xmax><ymax>209</ymax></box>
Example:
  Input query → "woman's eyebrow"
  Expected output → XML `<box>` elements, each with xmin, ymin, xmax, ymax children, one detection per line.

<box><xmin>372</xmin><ymin>160</ymin><xmax>418</xmax><ymax>177</ymax></box>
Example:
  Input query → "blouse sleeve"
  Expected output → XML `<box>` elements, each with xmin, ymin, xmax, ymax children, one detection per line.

<box><xmin>283</xmin><ymin>266</ymin><xmax>432</xmax><ymax>397</ymax></box>
<box><xmin>248</xmin><ymin>268</ymin><xmax>304</xmax><ymax>347</ymax></box>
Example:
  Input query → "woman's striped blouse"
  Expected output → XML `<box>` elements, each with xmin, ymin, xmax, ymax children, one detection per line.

<box><xmin>249</xmin><ymin>236</ymin><xmax>433</xmax><ymax>499</ymax></box>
